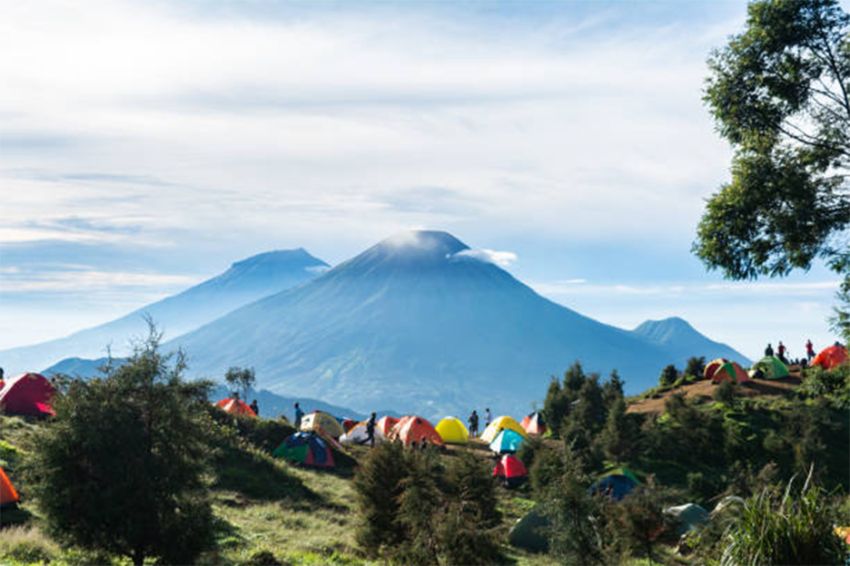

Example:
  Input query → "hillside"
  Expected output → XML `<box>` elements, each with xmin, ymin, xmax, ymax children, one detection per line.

<box><xmin>0</xmin><ymin>249</ymin><xmax>328</xmax><ymax>374</ymax></box>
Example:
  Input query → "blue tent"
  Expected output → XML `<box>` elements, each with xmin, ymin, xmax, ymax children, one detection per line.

<box><xmin>589</xmin><ymin>474</ymin><xmax>637</xmax><ymax>501</ymax></box>
<box><xmin>272</xmin><ymin>432</ymin><xmax>335</xmax><ymax>468</ymax></box>
<box><xmin>489</xmin><ymin>428</ymin><xmax>525</xmax><ymax>454</ymax></box>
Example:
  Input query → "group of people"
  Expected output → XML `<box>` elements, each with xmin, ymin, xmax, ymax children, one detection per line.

<box><xmin>467</xmin><ymin>407</ymin><xmax>492</xmax><ymax>438</ymax></box>
<box><xmin>764</xmin><ymin>339</ymin><xmax>817</xmax><ymax>366</ymax></box>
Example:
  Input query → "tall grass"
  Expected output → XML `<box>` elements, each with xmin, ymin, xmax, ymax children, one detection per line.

<box><xmin>0</xmin><ymin>526</ymin><xmax>60</xmax><ymax>564</ymax></box>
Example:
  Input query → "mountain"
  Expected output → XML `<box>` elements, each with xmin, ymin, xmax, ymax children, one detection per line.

<box><xmin>1</xmin><ymin>249</ymin><xmax>328</xmax><ymax>374</ymax></box>
<box><xmin>633</xmin><ymin>317</ymin><xmax>750</xmax><ymax>366</ymax></box>
<box><xmin>168</xmin><ymin>231</ymin><xmax>748</xmax><ymax>418</ymax></box>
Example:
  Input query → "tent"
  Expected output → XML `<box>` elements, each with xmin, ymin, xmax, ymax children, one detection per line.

<box><xmin>703</xmin><ymin>358</ymin><xmax>729</xmax><ymax>381</ymax></box>
<box><xmin>509</xmin><ymin>505</ymin><xmax>549</xmax><ymax>553</ymax></box>
<box><xmin>493</xmin><ymin>454</ymin><xmax>528</xmax><ymax>488</ymax></box>
<box><xmin>481</xmin><ymin>415</ymin><xmax>527</xmax><ymax>443</ymax></box>
<box><xmin>665</xmin><ymin>503</ymin><xmax>709</xmax><ymax>536</ymax></box>
<box><xmin>272</xmin><ymin>432</ymin><xmax>335</xmax><ymax>469</ymax></box>
<box><xmin>0</xmin><ymin>467</ymin><xmax>19</xmax><ymax>507</ymax></box>
<box><xmin>340</xmin><ymin>420</ymin><xmax>385</xmax><ymax>446</ymax></box>
<box><xmin>710</xmin><ymin>361</ymin><xmax>750</xmax><ymax>384</ymax></box>
<box><xmin>0</xmin><ymin>373</ymin><xmax>55</xmax><ymax>417</ymax></box>
<box><xmin>376</xmin><ymin>416</ymin><xmax>399</xmax><ymax>437</ymax></box>
<box><xmin>521</xmin><ymin>412</ymin><xmax>546</xmax><ymax>436</ymax></box>
<box><xmin>341</xmin><ymin>418</ymin><xmax>357</xmax><ymax>432</ymax></box>
<box><xmin>590</xmin><ymin>473</ymin><xmax>638</xmax><ymax>501</ymax></box>
<box><xmin>215</xmin><ymin>397</ymin><xmax>256</xmax><ymax>418</ymax></box>
<box><xmin>489</xmin><ymin>429</ymin><xmax>525</xmax><ymax>454</ymax></box>
<box><xmin>435</xmin><ymin>417</ymin><xmax>469</xmax><ymax>444</ymax></box>
<box><xmin>389</xmin><ymin>416</ymin><xmax>443</xmax><ymax>447</ymax></box>
<box><xmin>751</xmin><ymin>356</ymin><xmax>790</xmax><ymax>379</ymax></box>
<box><xmin>812</xmin><ymin>344</ymin><xmax>848</xmax><ymax>370</ymax></box>
<box><xmin>300</xmin><ymin>411</ymin><xmax>345</xmax><ymax>439</ymax></box>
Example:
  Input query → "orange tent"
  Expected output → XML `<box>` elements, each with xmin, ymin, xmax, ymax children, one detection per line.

<box><xmin>711</xmin><ymin>361</ymin><xmax>750</xmax><ymax>384</ymax></box>
<box><xmin>703</xmin><ymin>358</ymin><xmax>729</xmax><ymax>381</ymax></box>
<box><xmin>215</xmin><ymin>398</ymin><xmax>256</xmax><ymax>418</ymax></box>
<box><xmin>389</xmin><ymin>416</ymin><xmax>443</xmax><ymax>447</ymax></box>
<box><xmin>376</xmin><ymin>416</ymin><xmax>399</xmax><ymax>437</ymax></box>
<box><xmin>521</xmin><ymin>412</ymin><xmax>546</xmax><ymax>436</ymax></box>
<box><xmin>811</xmin><ymin>345</ymin><xmax>848</xmax><ymax>370</ymax></box>
<box><xmin>0</xmin><ymin>467</ymin><xmax>19</xmax><ymax>507</ymax></box>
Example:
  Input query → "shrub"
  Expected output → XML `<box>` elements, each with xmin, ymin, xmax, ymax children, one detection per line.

<box><xmin>530</xmin><ymin>446</ymin><xmax>565</xmax><ymax>496</ymax></box>
<box><xmin>713</xmin><ymin>380</ymin><xmax>736</xmax><ymax>404</ymax></box>
<box><xmin>0</xmin><ymin>526</ymin><xmax>60</xmax><ymax>564</ymax></box>
<box><xmin>685</xmin><ymin>356</ymin><xmax>707</xmax><ymax>379</ymax></box>
<box><xmin>353</xmin><ymin>442</ymin><xmax>408</xmax><ymax>554</ymax></box>
<box><xmin>658</xmin><ymin>365</ymin><xmax>679</xmax><ymax>387</ymax></box>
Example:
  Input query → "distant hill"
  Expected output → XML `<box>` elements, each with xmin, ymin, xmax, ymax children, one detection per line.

<box><xmin>1</xmin><ymin>249</ymin><xmax>328</xmax><ymax>374</ymax></box>
<box><xmin>632</xmin><ymin>317</ymin><xmax>750</xmax><ymax>366</ymax></box>
<box><xmin>168</xmin><ymin>231</ymin><xmax>749</xmax><ymax>418</ymax></box>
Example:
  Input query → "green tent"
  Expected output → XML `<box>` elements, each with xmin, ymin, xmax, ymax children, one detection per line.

<box><xmin>752</xmin><ymin>356</ymin><xmax>789</xmax><ymax>379</ymax></box>
<box><xmin>509</xmin><ymin>505</ymin><xmax>549</xmax><ymax>553</ymax></box>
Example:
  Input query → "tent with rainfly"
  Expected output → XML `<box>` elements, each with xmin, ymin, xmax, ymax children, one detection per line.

<box><xmin>376</xmin><ymin>416</ymin><xmax>399</xmax><ymax>437</ymax></box>
<box><xmin>812</xmin><ymin>344</ymin><xmax>848</xmax><ymax>370</ymax></box>
<box><xmin>0</xmin><ymin>467</ymin><xmax>19</xmax><ymax>507</ymax></box>
<box><xmin>435</xmin><ymin>417</ymin><xmax>469</xmax><ymax>444</ymax></box>
<box><xmin>703</xmin><ymin>358</ymin><xmax>729</xmax><ymax>381</ymax></box>
<box><xmin>340</xmin><ymin>420</ymin><xmax>385</xmax><ymax>446</ymax></box>
<box><xmin>751</xmin><ymin>356</ymin><xmax>790</xmax><ymax>379</ymax></box>
<box><xmin>489</xmin><ymin>428</ymin><xmax>525</xmax><ymax>454</ymax></box>
<box><xmin>215</xmin><ymin>398</ymin><xmax>256</xmax><ymax>418</ymax></box>
<box><xmin>389</xmin><ymin>416</ymin><xmax>443</xmax><ymax>447</ymax></box>
<box><xmin>590</xmin><ymin>470</ymin><xmax>639</xmax><ymax>501</ymax></box>
<box><xmin>710</xmin><ymin>361</ymin><xmax>750</xmax><ymax>384</ymax></box>
<box><xmin>300</xmin><ymin>411</ymin><xmax>345</xmax><ymax>439</ymax></box>
<box><xmin>493</xmin><ymin>454</ymin><xmax>528</xmax><ymax>488</ymax></box>
<box><xmin>481</xmin><ymin>415</ymin><xmax>527</xmax><ymax>443</ymax></box>
<box><xmin>0</xmin><ymin>373</ymin><xmax>55</xmax><ymax>417</ymax></box>
<box><xmin>273</xmin><ymin>431</ymin><xmax>335</xmax><ymax>468</ymax></box>
<box><xmin>509</xmin><ymin>505</ymin><xmax>549</xmax><ymax>553</ymax></box>
<box><xmin>521</xmin><ymin>412</ymin><xmax>546</xmax><ymax>436</ymax></box>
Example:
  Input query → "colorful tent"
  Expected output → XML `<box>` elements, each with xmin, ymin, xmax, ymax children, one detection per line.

<box><xmin>376</xmin><ymin>416</ymin><xmax>399</xmax><ymax>437</ymax></box>
<box><xmin>521</xmin><ymin>412</ymin><xmax>546</xmax><ymax>436</ymax></box>
<box><xmin>590</xmin><ymin>473</ymin><xmax>638</xmax><ymax>501</ymax></box>
<box><xmin>481</xmin><ymin>415</ymin><xmax>527</xmax><ymax>443</ymax></box>
<box><xmin>751</xmin><ymin>356</ymin><xmax>790</xmax><ymax>379</ymax></box>
<box><xmin>341</xmin><ymin>418</ymin><xmax>357</xmax><ymax>432</ymax></box>
<box><xmin>340</xmin><ymin>420</ymin><xmax>385</xmax><ymax>446</ymax></box>
<box><xmin>0</xmin><ymin>467</ymin><xmax>19</xmax><ymax>507</ymax></box>
<box><xmin>272</xmin><ymin>432</ymin><xmax>335</xmax><ymax>468</ymax></box>
<box><xmin>215</xmin><ymin>397</ymin><xmax>256</xmax><ymax>418</ymax></box>
<box><xmin>0</xmin><ymin>373</ymin><xmax>55</xmax><ymax>417</ymax></box>
<box><xmin>489</xmin><ymin>429</ymin><xmax>525</xmax><ymax>454</ymax></box>
<box><xmin>389</xmin><ymin>415</ymin><xmax>443</xmax><ymax>447</ymax></box>
<box><xmin>435</xmin><ymin>417</ymin><xmax>469</xmax><ymax>444</ymax></box>
<box><xmin>493</xmin><ymin>454</ymin><xmax>528</xmax><ymax>488</ymax></box>
<box><xmin>703</xmin><ymin>358</ymin><xmax>729</xmax><ymax>381</ymax></box>
<box><xmin>812</xmin><ymin>345</ymin><xmax>848</xmax><ymax>370</ymax></box>
<box><xmin>300</xmin><ymin>411</ymin><xmax>345</xmax><ymax>439</ymax></box>
<box><xmin>710</xmin><ymin>361</ymin><xmax>750</xmax><ymax>384</ymax></box>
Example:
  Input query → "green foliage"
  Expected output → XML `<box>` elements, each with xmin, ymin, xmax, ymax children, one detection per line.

<box><xmin>609</xmin><ymin>483</ymin><xmax>677</xmax><ymax>564</ymax></box>
<box><xmin>797</xmin><ymin>363</ymin><xmax>850</xmax><ymax>405</ymax></box>
<box><xmin>0</xmin><ymin>526</ymin><xmax>60</xmax><ymax>565</ymax></box>
<box><xmin>713</xmin><ymin>379</ymin><xmax>737</xmax><ymax>404</ymax></box>
<box><xmin>23</xmin><ymin>326</ymin><xmax>216</xmax><ymax>566</ymax></box>
<box><xmin>529</xmin><ymin>445</ymin><xmax>565</xmax><ymax>497</ymax></box>
<box><xmin>352</xmin><ymin>442</ymin><xmax>407</xmax><ymax>554</ymax></box>
<box><xmin>225</xmin><ymin>366</ymin><xmax>256</xmax><ymax>400</ymax></box>
<box><xmin>542</xmin><ymin>377</ymin><xmax>570</xmax><ymax>439</ymax></box>
<box><xmin>722</xmin><ymin>470</ymin><xmax>848</xmax><ymax>566</ymax></box>
<box><xmin>697</xmin><ymin>0</ymin><xmax>850</xmax><ymax>341</ymax></box>
<box><xmin>684</xmin><ymin>356</ymin><xmax>706</xmax><ymax>379</ymax></box>
<box><xmin>601</xmin><ymin>369</ymin><xmax>625</xmax><ymax>410</ymax></box>
<box><xmin>658</xmin><ymin>364</ymin><xmax>678</xmax><ymax>387</ymax></box>
<box><xmin>599</xmin><ymin>397</ymin><xmax>640</xmax><ymax>464</ymax></box>
<box><xmin>394</xmin><ymin>451</ymin><xmax>442</xmax><ymax>565</ymax></box>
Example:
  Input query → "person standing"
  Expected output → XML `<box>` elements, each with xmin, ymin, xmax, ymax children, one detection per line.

<box><xmin>485</xmin><ymin>408</ymin><xmax>492</xmax><ymax>429</ymax></box>
<box><xmin>806</xmin><ymin>339</ymin><xmax>815</xmax><ymax>362</ymax></box>
<box><xmin>468</xmin><ymin>410</ymin><xmax>479</xmax><ymax>438</ymax></box>
<box><xmin>777</xmin><ymin>341</ymin><xmax>787</xmax><ymax>363</ymax></box>
<box><xmin>765</xmin><ymin>343</ymin><xmax>774</xmax><ymax>357</ymax></box>
<box><xmin>294</xmin><ymin>402</ymin><xmax>304</xmax><ymax>429</ymax></box>
<box><xmin>365</xmin><ymin>412</ymin><xmax>377</xmax><ymax>447</ymax></box>
<box><xmin>249</xmin><ymin>399</ymin><xmax>259</xmax><ymax>416</ymax></box>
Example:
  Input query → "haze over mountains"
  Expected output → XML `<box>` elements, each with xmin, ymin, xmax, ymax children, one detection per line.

<box><xmin>0</xmin><ymin>249</ymin><xmax>328</xmax><ymax>373</ymax></box>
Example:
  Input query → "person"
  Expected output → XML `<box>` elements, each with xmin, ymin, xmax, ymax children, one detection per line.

<box><xmin>485</xmin><ymin>408</ymin><xmax>492</xmax><ymax>428</ymax></box>
<box><xmin>765</xmin><ymin>343</ymin><xmax>774</xmax><ymax>357</ymax></box>
<box><xmin>249</xmin><ymin>399</ymin><xmax>259</xmax><ymax>416</ymax></box>
<box><xmin>805</xmin><ymin>339</ymin><xmax>815</xmax><ymax>362</ymax></box>
<box><xmin>365</xmin><ymin>412</ymin><xmax>377</xmax><ymax>448</ymax></box>
<box><xmin>777</xmin><ymin>341</ymin><xmax>787</xmax><ymax>363</ymax></box>
<box><xmin>468</xmin><ymin>410</ymin><xmax>479</xmax><ymax>438</ymax></box>
<box><xmin>294</xmin><ymin>402</ymin><xmax>304</xmax><ymax>429</ymax></box>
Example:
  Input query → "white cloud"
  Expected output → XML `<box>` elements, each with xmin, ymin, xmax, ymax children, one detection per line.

<box><xmin>452</xmin><ymin>248</ymin><xmax>518</xmax><ymax>268</ymax></box>
<box><xmin>0</xmin><ymin>270</ymin><xmax>198</xmax><ymax>293</ymax></box>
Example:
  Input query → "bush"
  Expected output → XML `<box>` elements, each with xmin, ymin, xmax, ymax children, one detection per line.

<box><xmin>713</xmin><ymin>380</ymin><xmax>736</xmax><ymax>404</ymax></box>
<box><xmin>0</xmin><ymin>526</ymin><xmax>60</xmax><ymax>564</ymax></box>
<box><xmin>659</xmin><ymin>365</ymin><xmax>679</xmax><ymax>387</ymax></box>
<box><xmin>353</xmin><ymin>442</ymin><xmax>408</xmax><ymax>554</ymax></box>
<box><xmin>529</xmin><ymin>446</ymin><xmax>565</xmax><ymax>496</ymax></box>
<box><xmin>685</xmin><ymin>356</ymin><xmax>707</xmax><ymax>379</ymax></box>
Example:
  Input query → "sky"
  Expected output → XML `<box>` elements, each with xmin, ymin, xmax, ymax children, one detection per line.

<box><xmin>0</xmin><ymin>0</ymin><xmax>842</xmax><ymax>360</ymax></box>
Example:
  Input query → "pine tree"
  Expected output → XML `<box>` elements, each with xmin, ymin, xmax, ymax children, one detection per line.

<box><xmin>543</xmin><ymin>377</ymin><xmax>570</xmax><ymax>438</ymax></box>
<box><xmin>602</xmin><ymin>370</ymin><xmax>625</xmax><ymax>411</ymax></box>
<box><xmin>599</xmin><ymin>397</ymin><xmax>638</xmax><ymax>464</ymax></box>
<box><xmin>352</xmin><ymin>441</ymin><xmax>408</xmax><ymax>554</ymax></box>
<box><xmin>658</xmin><ymin>364</ymin><xmax>679</xmax><ymax>387</ymax></box>
<box><xmin>394</xmin><ymin>450</ymin><xmax>442</xmax><ymax>565</ymax></box>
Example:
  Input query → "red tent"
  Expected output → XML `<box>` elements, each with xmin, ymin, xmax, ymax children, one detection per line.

<box><xmin>341</xmin><ymin>418</ymin><xmax>357</xmax><ymax>432</ymax></box>
<box><xmin>389</xmin><ymin>416</ymin><xmax>443</xmax><ymax>447</ymax></box>
<box><xmin>215</xmin><ymin>398</ymin><xmax>256</xmax><ymax>418</ymax></box>
<box><xmin>710</xmin><ymin>361</ymin><xmax>750</xmax><ymax>384</ymax></box>
<box><xmin>521</xmin><ymin>412</ymin><xmax>546</xmax><ymax>436</ymax></box>
<box><xmin>703</xmin><ymin>358</ymin><xmax>729</xmax><ymax>381</ymax></box>
<box><xmin>493</xmin><ymin>454</ymin><xmax>528</xmax><ymax>488</ymax></box>
<box><xmin>376</xmin><ymin>415</ymin><xmax>399</xmax><ymax>437</ymax></box>
<box><xmin>0</xmin><ymin>467</ymin><xmax>19</xmax><ymax>507</ymax></box>
<box><xmin>811</xmin><ymin>345</ymin><xmax>848</xmax><ymax>370</ymax></box>
<box><xmin>0</xmin><ymin>373</ymin><xmax>55</xmax><ymax>416</ymax></box>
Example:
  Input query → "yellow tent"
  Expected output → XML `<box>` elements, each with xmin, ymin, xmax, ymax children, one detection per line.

<box><xmin>300</xmin><ymin>411</ymin><xmax>345</xmax><ymax>439</ymax></box>
<box><xmin>435</xmin><ymin>417</ymin><xmax>469</xmax><ymax>444</ymax></box>
<box><xmin>481</xmin><ymin>415</ymin><xmax>527</xmax><ymax>443</ymax></box>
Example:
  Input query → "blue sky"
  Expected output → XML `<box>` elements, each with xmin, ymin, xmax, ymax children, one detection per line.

<box><xmin>0</xmin><ymin>0</ymin><xmax>842</xmax><ymax>359</ymax></box>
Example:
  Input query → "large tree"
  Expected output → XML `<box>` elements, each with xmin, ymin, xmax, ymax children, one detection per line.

<box><xmin>696</xmin><ymin>0</ymin><xmax>850</xmax><ymax>340</ymax></box>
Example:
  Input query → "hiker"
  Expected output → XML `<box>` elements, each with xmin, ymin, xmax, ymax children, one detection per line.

<box><xmin>294</xmin><ymin>402</ymin><xmax>304</xmax><ymax>429</ymax></box>
<box><xmin>249</xmin><ymin>399</ymin><xmax>259</xmax><ymax>416</ymax></box>
<box><xmin>468</xmin><ymin>410</ymin><xmax>479</xmax><ymax>438</ymax></box>
<box><xmin>806</xmin><ymin>340</ymin><xmax>815</xmax><ymax>362</ymax></box>
<box><xmin>777</xmin><ymin>341</ymin><xmax>787</xmax><ymax>363</ymax></box>
<box><xmin>485</xmin><ymin>408</ymin><xmax>492</xmax><ymax>428</ymax></box>
<box><xmin>365</xmin><ymin>412</ymin><xmax>377</xmax><ymax>447</ymax></box>
<box><xmin>764</xmin><ymin>343</ymin><xmax>774</xmax><ymax>357</ymax></box>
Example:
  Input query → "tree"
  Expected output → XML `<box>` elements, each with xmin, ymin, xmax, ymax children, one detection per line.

<box><xmin>543</xmin><ymin>377</ymin><xmax>570</xmax><ymax>438</ymax></box>
<box><xmin>24</xmin><ymin>326</ymin><xmax>215</xmax><ymax>566</ymax></box>
<box><xmin>602</xmin><ymin>370</ymin><xmax>625</xmax><ymax>410</ymax></box>
<box><xmin>394</xmin><ymin>451</ymin><xmax>442</xmax><ymax>565</ymax></box>
<box><xmin>658</xmin><ymin>364</ymin><xmax>679</xmax><ymax>387</ymax></box>
<box><xmin>225</xmin><ymin>366</ymin><xmax>256</xmax><ymax>400</ymax></box>
<box><xmin>612</xmin><ymin>483</ymin><xmax>674</xmax><ymax>565</ymax></box>
<box><xmin>352</xmin><ymin>442</ymin><xmax>408</xmax><ymax>554</ymax></box>
<box><xmin>697</xmin><ymin>0</ymin><xmax>850</xmax><ymax>341</ymax></box>
<box><xmin>684</xmin><ymin>356</ymin><xmax>706</xmax><ymax>379</ymax></box>
<box><xmin>599</xmin><ymin>397</ymin><xmax>639</xmax><ymax>463</ymax></box>
<box><xmin>714</xmin><ymin>379</ymin><xmax>737</xmax><ymax>404</ymax></box>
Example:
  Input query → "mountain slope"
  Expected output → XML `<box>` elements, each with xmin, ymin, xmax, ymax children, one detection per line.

<box><xmin>1</xmin><ymin>249</ymin><xmax>328</xmax><ymax>374</ymax></box>
<box><xmin>169</xmin><ymin>231</ymin><xmax>736</xmax><ymax>417</ymax></box>
<box><xmin>633</xmin><ymin>317</ymin><xmax>750</xmax><ymax>366</ymax></box>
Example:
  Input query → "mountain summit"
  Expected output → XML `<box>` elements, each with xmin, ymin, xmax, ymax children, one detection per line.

<box><xmin>0</xmin><ymin>249</ymin><xmax>328</xmax><ymax>373</ymax></box>
<box><xmin>633</xmin><ymin>317</ymin><xmax>749</xmax><ymax>366</ymax></box>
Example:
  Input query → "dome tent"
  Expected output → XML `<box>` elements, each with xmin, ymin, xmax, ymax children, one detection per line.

<box><xmin>521</xmin><ymin>411</ymin><xmax>546</xmax><ymax>436</ymax></box>
<box><xmin>751</xmin><ymin>356</ymin><xmax>789</xmax><ymax>379</ymax></box>
<box><xmin>509</xmin><ymin>505</ymin><xmax>549</xmax><ymax>553</ymax></box>
<box><xmin>589</xmin><ymin>471</ymin><xmax>639</xmax><ymax>501</ymax></box>
<box><xmin>375</xmin><ymin>416</ymin><xmax>399</xmax><ymax>437</ymax></box>
<box><xmin>389</xmin><ymin>416</ymin><xmax>443</xmax><ymax>447</ymax></box>
<box><xmin>710</xmin><ymin>361</ymin><xmax>750</xmax><ymax>384</ymax></box>
<box><xmin>215</xmin><ymin>397</ymin><xmax>256</xmax><ymax>418</ymax></box>
<box><xmin>273</xmin><ymin>432</ymin><xmax>335</xmax><ymax>469</ymax></box>
<box><xmin>0</xmin><ymin>373</ymin><xmax>55</xmax><ymax>417</ymax></box>
<box><xmin>812</xmin><ymin>344</ymin><xmax>848</xmax><ymax>370</ymax></box>
<box><xmin>481</xmin><ymin>415</ymin><xmax>527</xmax><ymax>443</ymax></box>
<box><xmin>340</xmin><ymin>420</ymin><xmax>385</xmax><ymax>446</ymax></box>
<box><xmin>0</xmin><ymin>467</ymin><xmax>19</xmax><ymax>507</ymax></box>
<box><xmin>703</xmin><ymin>358</ymin><xmax>729</xmax><ymax>381</ymax></box>
<box><xmin>489</xmin><ymin>429</ymin><xmax>525</xmax><ymax>454</ymax></box>
<box><xmin>435</xmin><ymin>416</ymin><xmax>469</xmax><ymax>444</ymax></box>
<box><xmin>493</xmin><ymin>454</ymin><xmax>528</xmax><ymax>488</ymax></box>
<box><xmin>300</xmin><ymin>410</ymin><xmax>345</xmax><ymax>439</ymax></box>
